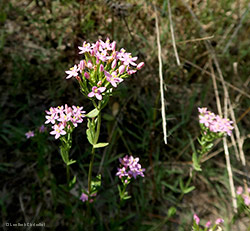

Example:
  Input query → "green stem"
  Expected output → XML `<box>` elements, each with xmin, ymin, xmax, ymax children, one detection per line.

<box><xmin>88</xmin><ymin>147</ymin><xmax>95</xmax><ymax>194</ymax></box>
<box><xmin>87</xmin><ymin>102</ymin><xmax>102</xmax><ymax>194</ymax></box>
<box><xmin>66</xmin><ymin>164</ymin><xmax>70</xmax><ymax>186</ymax></box>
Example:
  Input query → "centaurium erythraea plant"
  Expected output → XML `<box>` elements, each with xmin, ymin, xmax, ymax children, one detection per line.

<box><xmin>192</xmin><ymin>213</ymin><xmax>224</xmax><ymax>231</ymax></box>
<box><xmin>44</xmin><ymin>104</ymin><xmax>86</xmax><ymax>184</ymax></box>
<box><xmin>116</xmin><ymin>155</ymin><xmax>145</xmax><ymax>203</ymax></box>
<box><xmin>45</xmin><ymin>38</ymin><xmax>144</xmax><ymax>201</ymax></box>
<box><xmin>192</xmin><ymin>108</ymin><xmax>234</xmax><ymax>171</ymax></box>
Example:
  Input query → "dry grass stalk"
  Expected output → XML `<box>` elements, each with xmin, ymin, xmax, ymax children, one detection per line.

<box><xmin>154</xmin><ymin>5</ymin><xmax>167</xmax><ymax>144</ymax></box>
<box><xmin>167</xmin><ymin>0</ymin><xmax>180</xmax><ymax>66</ymax></box>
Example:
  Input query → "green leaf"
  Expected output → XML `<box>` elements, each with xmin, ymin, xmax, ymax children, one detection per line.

<box><xmin>183</xmin><ymin>186</ymin><xmax>195</xmax><ymax>194</ymax></box>
<box><xmin>123</xmin><ymin>195</ymin><xmax>131</xmax><ymax>200</ymax></box>
<box><xmin>60</xmin><ymin>147</ymin><xmax>68</xmax><ymax>164</ymax></box>
<box><xmin>192</xmin><ymin>152</ymin><xmax>202</xmax><ymax>171</ymax></box>
<box><xmin>86</xmin><ymin>128</ymin><xmax>94</xmax><ymax>145</ymax></box>
<box><xmin>67</xmin><ymin>159</ymin><xmax>76</xmax><ymax>166</ymax></box>
<box><xmin>69</xmin><ymin>175</ymin><xmax>76</xmax><ymax>188</ymax></box>
<box><xmin>86</xmin><ymin>108</ymin><xmax>99</xmax><ymax>118</ymax></box>
<box><xmin>179</xmin><ymin>179</ymin><xmax>184</xmax><ymax>191</ymax></box>
<box><xmin>93</xmin><ymin>143</ymin><xmax>109</xmax><ymax>148</ymax></box>
<box><xmin>167</xmin><ymin>206</ymin><xmax>176</xmax><ymax>217</ymax></box>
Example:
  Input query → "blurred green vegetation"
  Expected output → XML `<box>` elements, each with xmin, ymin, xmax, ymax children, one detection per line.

<box><xmin>0</xmin><ymin>0</ymin><xmax>249</xmax><ymax>230</ymax></box>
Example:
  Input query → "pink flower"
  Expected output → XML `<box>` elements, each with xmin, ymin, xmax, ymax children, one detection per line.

<box><xmin>236</xmin><ymin>186</ymin><xmax>243</xmax><ymax>195</ymax></box>
<box><xmin>80</xmin><ymin>192</ymin><xmax>97</xmax><ymax>203</ymax></box>
<box><xmin>78</xmin><ymin>41</ymin><xmax>91</xmax><ymax>54</ymax></box>
<box><xmin>243</xmin><ymin>195</ymin><xmax>250</xmax><ymax>206</ymax></box>
<box><xmin>45</xmin><ymin>113</ymin><xmax>57</xmax><ymax>124</ymax></box>
<box><xmin>39</xmin><ymin>125</ymin><xmax>45</xmax><ymax>133</ymax></box>
<box><xmin>116</xmin><ymin>167</ymin><xmax>128</xmax><ymax>178</ymax></box>
<box><xmin>80</xmin><ymin>193</ymin><xmax>88</xmax><ymax>202</ymax></box>
<box><xmin>104</xmin><ymin>71</ymin><xmax>123</xmax><ymax>88</ymax></box>
<box><xmin>193</xmin><ymin>214</ymin><xmax>200</xmax><ymax>225</ymax></box>
<box><xmin>25</xmin><ymin>131</ymin><xmax>34</xmax><ymax>139</ymax></box>
<box><xmin>198</xmin><ymin>107</ymin><xmax>207</xmax><ymax>114</ymax></box>
<box><xmin>50</xmin><ymin>123</ymin><xmax>66</xmax><ymax>139</ymax></box>
<box><xmin>215</xmin><ymin>218</ymin><xmax>224</xmax><ymax>225</ymax></box>
<box><xmin>119</xmin><ymin>52</ymin><xmax>138</xmax><ymax>66</ymax></box>
<box><xmin>65</xmin><ymin>65</ymin><xmax>78</xmax><ymax>79</ymax></box>
<box><xmin>205</xmin><ymin>221</ymin><xmax>211</xmax><ymax>228</ymax></box>
<box><xmin>88</xmin><ymin>86</ymin><xmax>106</xmax><ymax>100</ymax></box>
<box><xmin>96</xmin><ymin>49</ymin><xmax>108</xmax><ymax>62</ymax></box>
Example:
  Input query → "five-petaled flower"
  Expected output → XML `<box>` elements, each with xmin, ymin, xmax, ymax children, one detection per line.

<box><xmin>50</xmin><ymin>124</ymin><xmax>66</xmax><ymax>139</ymax></box>
<box><xmin>88</xmin><ymin>86</ymin><xmax>106</xmax><ymax>100</ymax></box>
<box><xmin>25</xmin><ymin>131</ymin><xmax>34</xmax><ymax>139</ymax></box>
<box><xmin>104</xmin><ymin>71</ymin><xmax>123</xmax><ymax>88</ymax></box>
<box><xmin>65</xmin><ymin>65</ymin><xmax>79</xmax><ymax>79</ymax></box>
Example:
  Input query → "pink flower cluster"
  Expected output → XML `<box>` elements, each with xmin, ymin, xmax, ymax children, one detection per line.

<box><xmin>116</xmin><ymin>155</ymin><xmax>145</xmax><ymax>180</ymax></box>
<box><xmin>198</xmin><ymin>107</ymin><xmax>234</xmax><ymax>136</ymax></box>
<box><xmin>45</xmin><ymin>105</ymin><xmax>86</xmax><ymax>139</ymax></box>
<box><xmin>65</xmin><ymin>38</ymin><xmax>144</xmax><ymax>101</ymax></box>
<box><xmin>193</xmin><ymin>214</ymin><xmax>224</xmax><ymax>228</ymax></box>
<box><xmin>237</xmin><ymin>186</ymin><xmax>250</xmax><ymax>206</ymax></box>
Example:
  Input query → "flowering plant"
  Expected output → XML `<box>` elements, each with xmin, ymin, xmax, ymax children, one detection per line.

<box><xmin>116</xmin><ymin>155</ymin><xmax>145</xmax><ymax>203</ymax></box>
<box><xmin>44</xmin><ymin>38</ymin><xmax>144</xmax><ymax>200</ymax></box>
<box><xmin>192</xmin><ymin>214</ymin><xmax>224</xmax><ymax>231</ymax></box>
<box><xmin>192</xmin><ymin>108</ymin><xmax>234</xmax><ymax>171</ymax></box>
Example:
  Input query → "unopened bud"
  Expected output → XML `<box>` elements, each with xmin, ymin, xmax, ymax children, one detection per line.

<box><xmin>87</xmin><ymin>60</ymin><xmax>93</xmax><ymax>69</ymax></box>
<box><xmin>99</xmin><ymin>64</ymin><xmax>104</xmax><ymax>72</ymax></box>
<box><xmin>119</xmin><ymin>65</ymin><xmax>125</xmax><ymax>74</ymax></box>
<box><xmin>79</xmin><ymin>60</ymin><xmax>85</xmax><ymax>71</ymax></box>
<box><xmin>111</xmin><ymin>59</ymin><xmax>117</xmax><ymax>69</ymax></box>
<box><xmin>84</xmin><ymin>72</ymin><xmax>90</xmax><ymax>79</ymax></box>
<box><xmin>137</xmin><ymin>62</ymin><xmax>144</xmax><ymax>70</ymax></box>
<box><xmin>127</xmin><ymin>69</ymin><xmax>137</xmax><ymax>75</ymax></box>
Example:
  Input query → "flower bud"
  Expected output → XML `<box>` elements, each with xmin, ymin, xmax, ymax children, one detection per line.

<box><xmin>111</xmin><ymin>41</ymin><xmax>116</xmax><ymax>51</ymax></box>
<box><xmin>119</xmin><ymin>65</ymin><xmax>125</xmax><ymax>74</ymax></box>
<box><xmin>84</xmin><ymin>72</ymin><xmax>90</xmax><ymax>79</ymax></box>
<box><xmin>79</xmin><ymin>60</ymin><xmax>85</xmax><ymax>71</ymax></box>
<box><xmin>111</xmin><ymin>59</ymin><xmax>117</xmax><ymax>69</ymax></box>
<box><xmin>137</xmin><ymin>62</ymin><xmax>144</xmax><ymax>70</ymax></box>
<box><xmin>87</xmin><ymin>60</ymin><xmax>93</xmax><ymax>69</ymax></box>
<box><xmin>127</xmin><ymin>69</ymin><xmax>137</xmax><ymax>75</ymax></box>
<box><xmin>99</xmin><ymin>64</ymin><xmax>104</xmax><ymax>72</ymax></box>
<box><xmin>97</xmin><ymin>81</ymin><xmax>102</xmax><ymax>87</ymax></box>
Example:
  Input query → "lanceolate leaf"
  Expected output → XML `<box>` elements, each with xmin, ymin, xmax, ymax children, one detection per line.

<box><xmin>93</xmin><ymin>143</ymin><xmax>109</xmax><ymax>148</ymax></box>
<box><xmin>86</xmin><ymin>108</ymin><xmax>99</xmax><ymax>118</ymax></box>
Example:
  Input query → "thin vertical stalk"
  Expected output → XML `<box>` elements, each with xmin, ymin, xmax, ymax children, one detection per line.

<box><xmin>87</xmin><ymin>110</ymin><xmax>102</xmax><ymax>194</ymax></box>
